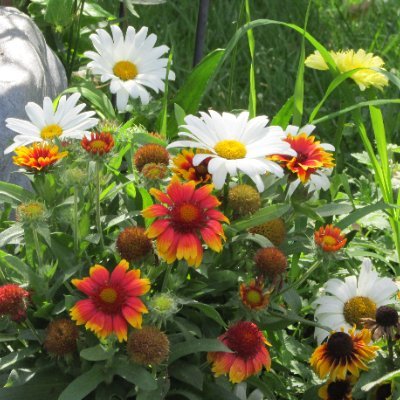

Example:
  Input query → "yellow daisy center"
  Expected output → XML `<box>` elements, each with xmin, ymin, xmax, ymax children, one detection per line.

<box><xmin>89</xmin><ymin>140</ymin><xmax>108</xmax><ymax>151</ymax></box>
<box><xmin>322</xmin><ymin>235</ymin><xmax>338</xmax><ymax>246</ymax></box>
<box><xmin>99</xmin><ymin>287</ymin><xmax>118</xmax><ymax>304</ymax></box>
<box><xmin>343</xmin><ymin>296</ymin><xmax>377</xmax><ymax>328</ymax></box>
<box><xmin>113</xmin><ymin>61</ymin><xmax>138</xmax><ymax>81</ymax></box>
<box><xmin>246</xmin><ymin>289</ymin><xmax>262</xmax><ymax>305</ymax></box>
<box><xmin>179</xmin><ymin>203</ymin><xmax>199</xmax><ymax>223</ymax></box>
<box><xmin>40</xmin><ymin>124</ymin><xmax>63</xmax><ymax>140</ymax></box>
<box><xmin>214</xmin><ymin>140</ymin><xmax>247</xmax><ymax>160</ymax></box>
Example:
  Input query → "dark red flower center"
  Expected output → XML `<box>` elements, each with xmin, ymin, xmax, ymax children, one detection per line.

<box><xmin>326</xmin><ymin>332</ymin><xmax>354</xmax><ymax>359</ymax></box>
<box><xmin>327</xmin><ymin>380</ymin><xmax>351</xmax><ymax>400</ymax></box>
<box><xmin>224</xmin><ymin>321</ymin><xmax>264</xmax><ymax>359</ymax></box>
<box><xmin>94</xmin><ymin>285</ymin><xmax>125</xmax><ymax>314</ymax></box>
<box><xmin>376</xmin><ymin>306</ymin><xmax>399</xmax><ymax>327</ymax></box>
<box><xmin>170</xmin><ymin>202</ymin><xmax>205</xmax><ymax>231</ymax></box>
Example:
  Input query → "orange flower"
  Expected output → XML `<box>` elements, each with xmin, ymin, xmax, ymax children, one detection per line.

<box><xmin>142</xmin><ymin>179</ymin><xmax>229</xmax><ymax>267</ymax></box>
<box><xmin>310</xmin><ymin>327</ymin><xmax>378</xmax><ymax>381</ymax></box>
<box><xmin>13</xmin><ymin>143</ymin><xmax>67</xmax><ymax>171</ymax></box>
<box><xmin>272</xmin><ymin>132</ymin><xmax>334</xmax><ymax>183</ymax></box>
<box><xmin>70</xmin><ymin>260</ymin><xmax>150</xmax><ymax>342</ymax></box>
<box><xmin>171</xmin><ymin>149</ymin><xmax>211</xmax><ymax>184</ymax></box>
<box><xmin>208</xmin><ymin>321</ymin><xmax>271</xmax><ymax>383</ymax></box>
<box><xmin>81</xmin><ymin>132</ymin><xmax>114</xmax><ymax>156</ymax></box>
<box><xmin>239</xmin><ymin>280</ymin><xmax>270</xmax><ymax>310</ymax></box>
<box><xmin>315</xmin><ymin>224</ymin><xmax>347</xmax><ymax>252</ymax></box>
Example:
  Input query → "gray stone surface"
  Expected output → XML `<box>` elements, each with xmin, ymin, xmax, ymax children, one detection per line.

<box><xmin>0</xmin><ymin>7</ymin><xmax>67</xmax><ymax>186</ymax></box>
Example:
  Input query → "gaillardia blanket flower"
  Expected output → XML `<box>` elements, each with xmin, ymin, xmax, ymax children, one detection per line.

<box><xmin>70</xmin><ymin>260</ymin><xmax>150</xmax><ymax>342</ymax></box>
<box><xmin>310</xmin><ymin>327</ymin><xmax>378</xmax><ymax>381</ymax></box>
<box><xmin>167</xmin><ymin>111</ymin><xmax>296</xmax><ymax>192</ymax></box>
<box><xmin>318</xmin><ymin>378</ymin><xmax>354</xmax><ymax>400</ymax></box>
<box><xmin>81</xmin><ymin>131</ymin><xmax>114</xmax><ymax>156</ymax></box>
<box><xmin>314</xmin><ymin>224</ymin><xmax>347</xmax><ymax>253</ymax></box>
<box><xmin>13</xmin><ymin>142</ymin><xmax>68</xmax><ymax>171</ymax></box>
<box><xmin>208</xmin><ymin>321</ymin><xmax>271</xmax><ymax>383</ymax></box>
<box><xmin>171</xmin><ymin>149</ymin><xmax>211</xmax><ymax>184</ymax></box>
<box><xmin>271</xmin><ymin>124</ymin><xmax>335</xmax><ymax>196</ymax></box>
<box><xmin>85</xmin><ymin>25</ymin><xmax>175</xmax><ymax>111</ymax></box>
<box><xmin>5</xmin><ymin>93</ymin><xmax>98</xmax><ymax>154</ymax></box>
<box><xmin>305</xmin><ymin>49</ymin><xmax>389</xmax><ymax>91</ymax></box>
<box><xmin>142</xmin><ymin>179</ymin><xmax>228</xmax><ymax>267</ymax></box>
<box><xmin>314</xmin><ymin>258</ymin><xmax>398</xmax><ymax>343</ymax></box>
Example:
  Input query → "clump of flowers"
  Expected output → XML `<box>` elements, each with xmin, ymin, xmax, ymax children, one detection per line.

<box><xmin>44</xmin><ymin>318</ymin><xmax>79</xmax><ymax>356</ymax></box>
<box><xmin>116</xmin><ymin>226</ymin><xmax>153</xmax><ymax>263</ymax></box>
<box><xmin>142</xmin><ymin>180</ymin><xmax>229</xmax><ymax>267</ymax></box>
<box><xmin>81</xmin><ymin>131</ymin><xmax>115</xmax><ymax>156</ymax></box>
<box><xmin>249</xmin><ymin>218</ymin><xmax>286</xmax><ymax>246</ymax></box>
<box><xmin>310</xmin><ymin>327</ymin><xmax>378</xmax><ymax>380</ymax></box>
<box><xmin>254</xmin><ymin>247</ymin><xmax>288</xmax><ymax>281</ymax></box>
<box><xmin>85</xmin><ymin>25</ymin><xmax>175</xmax><ymax>111</ymax></box>
<box><xmin>13</xmin><ymin>142</ymin><xmax>67</xmax><ymax>172</ymax></box>
<box><xmin>227</xmin><ymin>184</ymin><xmax>261</xmax><ymax>217</ymax></box>
<box><xmin>305</xmin><ymin>49</ymin><xmax>389</xmax><ymax>91</ymax></box>
<box><xmin>315</xmin><ymin>224</ymin><xmax>347</xmax><ymax>253</ymax></box>
<box><xmin>208</xmin><ymin>321</ymin><xmax>271</xmax><ymax>383</ymax></box>
<box><xmin>134</xmin><ymin>144</ymin><xmax>170</xmax><ymax>172</ymax></box>
<box><xmin>171</xmin><ymin>149</ymin><xmax>211</xmax><ymax>184</ymax></box>
<box><xmin>127</xmin><ymin>325</ymin><xmax>169</xmax><ymax>366</ymax></box>
<box><xmin>167</xmin><ymin>111</ymin><xmax>296</xmax><ymax>192</ymax></box>
<box><xmin>70</xmin><ymin>260</ymin><xmax>150</xmax><ymax>342</ymax></box>
<box><xmin>239</xmin><ymin>279</ymin><xmax>270</xmax><ymax>310</ymax></box>
<box><xmin>271</xmin><ymin>124</ymin><xmax>335</xmax><ymax>196</ymax></box>
<box><xmin>4</xmin><ymin>93</ymin><xmax>98</xmax><ymax>154</ymax></box>
<box><xmin>0</xmin><ymin>284</ymin><xmax>30</xmax><ymax>322</ymax></box>
<box><xmin>16</xmin><ymin>201</ymin><xmax>46</xmax><ymax>224</ymax></box>
<box><xmin>313</xmin><ymin>259</ymin><xmax>398</xmax><ymax>343</ymax></box>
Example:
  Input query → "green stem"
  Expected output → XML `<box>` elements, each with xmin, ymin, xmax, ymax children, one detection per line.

<box><xmin>73</xmin><ymin>187</ymin><xmax>79</xmax><ymax>253</ymax></box>
<box><xmin>25</xmin><ymin>318</ymin><xmax>42</xmax><ymax>344</ymax></box>
<box><xmin>280</xmin><ymin>259</ymin><xmax>320</xmax><ymax>296</ymax></box>
<box><xmin>31</xmin><ymin>227</ymin><xmax>43</xmax><ymax>269</ymax></box>
<box><xmin>162</xmin><ymin>263</ymin><xmax>173</xmax><ymax>292</ymax></box>
<box><xmin>388</xmin><ymin>336</ymin><xmax>395</xmax><ymax>369</ymax></box>
<box><xmin>95</xmin><ymin>161</ymin><xmax>105</xmax><ymax>248</ymax></box>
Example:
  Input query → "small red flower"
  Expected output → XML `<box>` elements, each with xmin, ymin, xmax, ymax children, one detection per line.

<box><xmin>208</xmin><ymin>321</ymin><xmax>271</xmax><ymax>383</ymax></box>
<box><xmin>0</xmin><ymin>284</ymin><xmax>30</xmax><ymax>322</ymax></box>
<box><xmin>239</xmin><ymin>280</ymin><xmax>270</xmax><ymax>310</ymax></box>
<box><xmin>13</xmin><ymin>143</ymin><xmax>67</xmax><ymax>171</ymax></box>
<box><xmin>70</xmin><ymin>260</ymin><xmax>150</xmax><ymax>342</ymax></box>
<box><xmin>142</xmin><ymin>179</ymin><xmax>229</xmax><ymax>267</ymax></box>
<box><xmin>81</xmin><ymin>132</ymin><xmax>114</xmax><ymax>156</ymax></box>
<box><xmin>314</xmin><ymin>224</ymin><xmax>347</xmax><ymax>252</ymax></box>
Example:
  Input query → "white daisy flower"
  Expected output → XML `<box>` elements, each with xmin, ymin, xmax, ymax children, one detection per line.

<box><xmin>167</xmin><ymin>111</ymin><xmax>296</xmax><ymax>192</ymax></box>
<box><xmin>314</xmin><ymin>258</ymin><xmax>398</xmax><ymax>343</ymax></box>
<box><xmin>4</xmin><ymin>93</ymin><xmax>98</xmax><ymax>154</ymax></box>
<box><xmin>271</xmin><ymin>124</ymin><xmax>335</xmax><ymax>197</ymax></box>
<box><xmin>84</xmin><ymin>25</ymin><xmax>175</xmax><ymax>112</ymax></box>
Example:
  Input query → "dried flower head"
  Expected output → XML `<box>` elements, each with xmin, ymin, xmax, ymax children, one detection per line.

<box><xmin>228</xmin><ymin>184</ymin><xmax>261</xmax><ymax>216</ymax></box>
<box><xmin>44</xmin><ymin>318</ymin><xmax>79</xmax><ymax>356</ymax></box>
<box><xmin>254</xmin><ymin>247</ymin><xmax>288</xmax><ymax>280</ymax></box>
<box><xmin>134</xmin><ymin>144</ymin><xmax>169</xmax><ymax>172</ymax></box>
<box><xmin>249</xmin><ymin>218</ymin><xmax>286</xmax><ymax>246</ymax></box>
<box><xmin>127</xmin><ymin>326</ymin><xmax>169</xmax><ymax>366</ymax></box>
<box><xmin>0</xmin><ymin>284</ymin><xmax>30</xmax><ymax>322</ymax></box>
<box><xmin>116</xmin><ymin>226</ymin><xmax>153</xmax><ymax>263</ymax></box>
<box><xmin>141</xmin><ymin>162</ymin><xmax>168</xmax><ymax>181</ymax></box>
<box><xmin>16</xmin><ymin>201</ymin><xmax>46</xmax><ymax>224</ymax></box>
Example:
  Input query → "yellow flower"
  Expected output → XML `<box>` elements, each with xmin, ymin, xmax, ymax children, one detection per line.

<box><xmin>305</xmin><ymin>49</ymin><xmax>389</xmax><ymax>91</ymax></box>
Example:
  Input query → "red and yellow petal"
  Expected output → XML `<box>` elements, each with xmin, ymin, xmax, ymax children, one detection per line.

<box><xmin>149</xmin><ymin>188</ymin><xmax>173</xmax><ymax>205</ymax></box>
<box><xmin>110</xmin><ymin>259</ymin><xmax>129</xmax><ymax>285</ymax></box>
<box><xmin>146</xmin><ymin>219</ymin><xmax>170</xmax><ymax>239</ymax></box>
<box><xmin>122</xmin><ymin>305</ymin><xmax>143</xmax><ymax>329</ymax></box>
<box><xmin>112</xmin><ymin>314</ymin><xmax>128</xmax><ymax>342</ymax></box>
<box><xmin>200</xmin><ymin>227</ymin><xmax>223</xmax><ymax>252</ymax></box>
<box><xmin>142</xmin><ymin>204</ymin><xmax>169</xmax><ymax>218</ymax></box>
<box><xmin>89</xmin><ymin>265</ymin><xmax>110</xmax><ymax>284</ymax></box>
<box><xmin>229</xmin><ymin>357</ymin><xmax>248</xmax><ymax>383</ymax></box>
<box><xmin>70</xmin><ymin>299</ymin><xmax>97</xmax><ymax>325</ymax></box>
<box><xmin>72</xmin><ymin>277</ymin><xmax>97</xmax><ymax>296</ymax></box>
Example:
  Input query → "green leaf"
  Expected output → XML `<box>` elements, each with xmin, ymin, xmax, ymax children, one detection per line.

<box><xmin>0</xmin><ymin>181</ymin><xmax>33</xmax><ymax>205</ymax></box>
<box><xmin>80</xmin><ymin>345</ymin><xmax>114</xmax><ymax>361</ymax></box>
<box><xmin>231</xmin><ymin>204</ymin><xmax>291</xmax><ymax>231</ymax></box>
<box><xmin>315</xmin><ymin>202</ymin><xmax>354</xmax><ymax>217</ymax></box>
<box><xmin>245</xmin><ymin>0</ymin><xmax>256</xmax><ymax>117</ymax></box>
<box><xmin>0</xmin><ymin>224</ymin><xmax>24</xmax><ymax>247</ymax></box>
<box><xmin>174</xmin><ymin>103</ymin><xmax>186</xmax><ymax>128</ymax></box>
<box><xmin>270</xmin><ymin>96</ymin><xmax>294</xmax><ymax>127</ymax></box>
<box><xmin>168</xmin><ymin>361</ymin><xmax>203</xmax><ymax>391</ymax></box>
<box><xmin>361</xmin><ymin>369</ymin><xmax>400</xmax><ymax>392</ymax></box>
<box><xmin>113</xmin><ymin>360</ymin><xmax>157</xmax><ymax>391</ymax></box>
<box><xmin>58</xmin><ymin>365</ymin><xmax>105</xmax><ymax>400</ymax></box>
<box><xmin>45</xmin><ymin>0</ymin><xmax>74</xmax><ymax>26</ymax></box>
<box><xmin>169</xmin><ymin>338</ymin><xmax>232</xmax><ymax>364</ymax></box>
<box><xmin>184</xmin><ymin>300</ymin><xmax>226</xmax><ymax>327</ymax></box>
<box><xmin>83</xmin><ymin>2</ymin><xmax>114</xmax><ymax>18</ymax></box>
<box><xmin>336</xmin><ymin>201</ymin><xmax>390</xmax><ymax>230</ymax></box>
<box><xmin>0</xmin><ymin>347</ymin><xmax>38</xmax><ymax>371</ymax></box>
